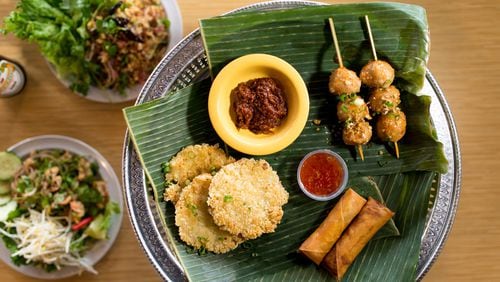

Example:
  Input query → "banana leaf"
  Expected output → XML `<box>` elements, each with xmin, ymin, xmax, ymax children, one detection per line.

<box><xmin>123</xmin><ymin>3</ymin><xmax>446</xmax><ymax>281</ymax></box>
<box><xmin>199</xmin><ymin>3</ymin><xmax>447</xmax><ymax>174</ymax></box>
<box><xmin>124</xmin><ymin>81</ymin><xmax>426</xmax><ymax>281</ymax></box>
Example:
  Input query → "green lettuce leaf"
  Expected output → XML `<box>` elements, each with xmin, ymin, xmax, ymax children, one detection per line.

<box><xmin>1</xmin><ymin>0</ymin><xmax>118</xmax><ymax>94</ymax></box>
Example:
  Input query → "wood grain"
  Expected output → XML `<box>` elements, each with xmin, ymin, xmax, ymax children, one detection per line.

<box><xmin>0</xmin><ymin>0</ymin><xmax>498</xmax><ymax>281</ymax></box>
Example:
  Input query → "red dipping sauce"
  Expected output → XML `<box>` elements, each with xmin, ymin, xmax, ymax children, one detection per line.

<box><xmin>298</xmin><ymin>150</ymin><xmax>348</xmax><ymax>200</ymax></box>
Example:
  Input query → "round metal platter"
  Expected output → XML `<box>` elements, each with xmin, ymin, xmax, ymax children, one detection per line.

<box><xmin>122</xmin><ymin>1</ymin><xmax>462</xmax><ymax>281</ymax></box>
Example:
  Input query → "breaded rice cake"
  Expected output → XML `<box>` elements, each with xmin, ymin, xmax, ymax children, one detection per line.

<box><xmin>175</xmin><ymin>173</ymin><xmax>244</xmax><ymax>254</ymax></box>
<box><xmin>164</xmin><ymin>144</ymin><xmax>235</xmax><ymax>204</ymax></box>
<box><xmin>207</xmin><ymin>158</ymin><xmax>289</xmax><ymax>239</ymax></box>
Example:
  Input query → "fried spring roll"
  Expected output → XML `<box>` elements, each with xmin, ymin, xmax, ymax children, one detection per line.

<box><xmin>322</xmin><ymin>197</ymin><xmax>394</xmax><ymax>279</ymax></box>
<box><xmin>299</xmin><ymin>188</ymin><xmax>367</xmax><ymax>265</ymax></box>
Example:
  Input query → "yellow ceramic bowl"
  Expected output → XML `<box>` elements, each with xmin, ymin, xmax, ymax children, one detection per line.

<box><xmin>208</xmin><ymin>54</ymin><xmax>309</xmax><ymax>155</ymax></box>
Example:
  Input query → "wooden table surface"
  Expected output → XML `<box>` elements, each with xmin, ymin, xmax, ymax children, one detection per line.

<box><xmin>0</xmin><ymin>0</ymin><xmax>498</xmax><ymax>281</ymax></box>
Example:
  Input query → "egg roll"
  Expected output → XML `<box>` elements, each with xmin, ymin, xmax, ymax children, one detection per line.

<box><xmin>322</xmin><ymin>197</ymin><xmax>394</xmax><ymax>279</ymax></box>
<box><xmin>299</xmin><ymin>188</ymin><xmax>367</xmax><ymax>265</ymax></box>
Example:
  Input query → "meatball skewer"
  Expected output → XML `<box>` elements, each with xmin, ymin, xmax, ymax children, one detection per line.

<box><xmin>327</xmin><ymin>18</ymin><xmax>361</xmax><ymax>96</ymax></box>
<box><xmin>360</xmin><ymin>15</ymin><xmax>395</xmax><ymax>89</ymax></box>
<box><xmin>363</xmin><ymin>15</ymin><xmax>406</xmax><ymax>158</ymax></box>
<box><xmin>328</xmin><ymin>17</ymin><xmax>371</xmax><ymax>160</ymax></box>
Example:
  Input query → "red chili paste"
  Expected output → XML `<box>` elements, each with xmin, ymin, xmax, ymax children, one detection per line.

<box><xmin>232</xmin><ymin>77</ymin><xmax>287</xmax><ymax>134</ymax></box>
<box><xmin>299</xmin><ymin>152</ymin><xmax>344</xmax><ymax>196</ymax></box>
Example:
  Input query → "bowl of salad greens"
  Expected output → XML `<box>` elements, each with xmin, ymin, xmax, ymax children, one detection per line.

<box><xmin>0</xmin><ymin>135</ymin><xmax>123</xmax><ymax>279</ymax></box>
<box><xmin>1</xmin><ymin>0</ymin><xmax>183</xmax><ymax>103</ymax></box>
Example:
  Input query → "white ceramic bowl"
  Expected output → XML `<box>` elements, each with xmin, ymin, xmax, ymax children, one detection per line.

<box><xmin>0</xmin><ymin>135</ymin><xmax>123</xmax><ymax>279</ymax></box>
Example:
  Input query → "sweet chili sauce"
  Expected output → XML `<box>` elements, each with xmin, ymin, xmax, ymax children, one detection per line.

<box><xmin>299</xmin><ymin>152</ymin><xmax>345</xmax><ymax>196</ymax></box>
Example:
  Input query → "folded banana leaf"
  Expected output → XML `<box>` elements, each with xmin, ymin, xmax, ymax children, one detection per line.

<box><xmin>123</xmin><ymin>2</ymin><xmax>446</xmax><ymax>281</ymax></box>
<box><xmin>200</xmin><ymin>2</ymin><xmax>447</xmax><ymax>174</ymax></box>
<box><xmin>124</xmin><ymin>81</ymin><xmax>427</xmax><ymax>281</ymax></box>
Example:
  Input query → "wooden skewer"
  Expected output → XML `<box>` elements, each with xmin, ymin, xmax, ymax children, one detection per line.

<box><xmin>365</xmin><ymin>15</ymin><xmax>401</xmax><ymax>159</ymax></box>
<box><xmin>357</xmin><ymin>145</ymin><xmax>365</xmax><ymax>161</ymax></box>
<box><xmin>364</xmin><ymin>15</ymin><xmax>378</xmax><ymax>61</ymax></box>
<box><xmin>328</xmin><ymin>17</ymin><xmax>344</xmax><ymax>68</ymax></box>
<box><xmin>394</xmin><ymin>141</ymin><xmax>400</xmax><ymax>159</ymax></box>
<box><xmin>330</xmin><ymin>17</ymin><xmax>367</xmax><ymax>161</ymax></box>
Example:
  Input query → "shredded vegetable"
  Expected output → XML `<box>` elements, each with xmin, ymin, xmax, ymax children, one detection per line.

<box><xmin>0</xmin><ymin>209</ymin><xmax>96</xmax><ymax>274</ymax></box>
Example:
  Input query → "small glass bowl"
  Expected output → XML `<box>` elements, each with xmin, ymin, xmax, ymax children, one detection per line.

<box><xmin>297</xmin><ymin>149</ymin><xmax>349</xmax><ymax>201</ymax></box>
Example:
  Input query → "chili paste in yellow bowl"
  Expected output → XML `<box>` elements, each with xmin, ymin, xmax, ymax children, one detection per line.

<box><xmin>208</xmin><ymin>54</ymin><xmax>309</xmax><ymax>155</ymax></box>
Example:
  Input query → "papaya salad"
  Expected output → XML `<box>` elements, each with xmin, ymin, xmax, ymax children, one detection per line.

<box><xmin>0</xmin><ymin>150</ymin><xmax>119</xmax><ymax>274</ymax></box>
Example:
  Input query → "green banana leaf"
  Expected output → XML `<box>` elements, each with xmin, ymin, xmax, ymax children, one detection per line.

<box><xmin>199</xmin><ymin>3</ymin><xmax>447</xmax><ymax>174</ymax></box>
<box><xmin>124</xmin><ymin>82</ymin><xmax>428</xmax><ymax>281</ymax></box>
<box><xmin>348</xmin><ymin>177</ymin><xmax>399</xmax><ymax>239</ymax></box>
<box><xmin>123</xmin><ymin>3</ymin><xmax>446</xmax><ymax>281</ymax></box>
<box><xmin>201</xmin><ymin>3</ymin><xmax>429</xmax><ymax>93</ymax></box>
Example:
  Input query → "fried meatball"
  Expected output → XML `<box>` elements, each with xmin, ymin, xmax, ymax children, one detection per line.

<box><xmin>376</xmin><ymin>108</ymin><xmax>407</xmax><ymax>142</ymax></box>
<box><xmin>360</xmin><ymin>60</ymin><xmax>395</xmax><ymax>89</ymax></box>
<box><xmin>368</xmin><ymin>85</ymin><xmax>401</xmax><ymax>115</ymax></box>
<box><xmin>329</xmin><ymin>67</ymin><xmax>361</xmax><ymax>95</ymax></box>
<box><xmin>337</xmin><ymin>95</ymin><xmax>371</xmax><ymax>122</ymax></box>
<box><xmin>343</xmin><ymin>121</ymin><xmax>373</xmax><ymax>145</ymax></box>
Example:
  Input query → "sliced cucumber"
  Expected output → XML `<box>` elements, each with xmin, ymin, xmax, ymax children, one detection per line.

<box><xmin>0</xmin><ymin>194</ymin><xmax>11</xmax><ymax>206</ymax></box>
<box><xmin>0</xmin><ymin>152</ymin><xmax>21</xmax><ymax>181</ymax></box>
<box><xmin>0</xmin><ymin>181</ymin><xmax>10</xmax><ymax>195</ymax></box>
<box><xmin>0</xmin><ymin>200</ymin><xmax>17</xmax><ymax>222</ymax></box>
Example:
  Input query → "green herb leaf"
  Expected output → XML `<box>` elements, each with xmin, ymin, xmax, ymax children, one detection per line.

<box><xmin>104</xmin><ymin>41</ymin><xmax>118</xmax><ymax>56</ymax></box>
<box><xmin>161</xmin><ymin>162</ymin><xmax>171</xmax><ymax>174</ymax></box>
<box><xmin>187</xmin><ymin>203</ymin><xmax>198</xmax><ymax>216</ymax></box>
<box><xmin>341</xmin><ymin>104</ymin><xmax>348</xmax><ymax>113</ymax></box>
<box><xmin>76</xmin><ymin>184</ymin><xmax>103</xmax><ymax>204</ymax></box>
<box><xmin>162</xmin><ymin>18</ymin><xmax>170</xmax><ymax>29</ymax></box>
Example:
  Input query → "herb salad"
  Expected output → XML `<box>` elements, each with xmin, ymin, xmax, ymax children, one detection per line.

<box><xmin>0</xmin><ymin>149</ymin><xmax>119</xmax><ymax>274</ymax></box>
<box><xmin>1</xmin><ymin>0</ymin><xmax>169</xmax><ymax>95</ymax></box>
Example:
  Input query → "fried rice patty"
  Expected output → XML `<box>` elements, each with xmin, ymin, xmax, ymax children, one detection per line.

<box><xmin>207</xmin><ymin>158</ymin><xmax>289</xmax><ymax>239</ymax></box>
<box><xmin>164</xmin><ymin>144</ymin><xmax>235</xmax><ymax>204</ymax></box>
<box><xmin>175</xmin><ymin>173</ymin><xmax>244</xmax><ymax>254</ymax></box>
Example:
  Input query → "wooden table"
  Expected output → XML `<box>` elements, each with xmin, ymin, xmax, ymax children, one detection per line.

<box><xmin>0</xmin><ymin>0</ymin><xmax>498</xmax><ymax>281</ymax></box>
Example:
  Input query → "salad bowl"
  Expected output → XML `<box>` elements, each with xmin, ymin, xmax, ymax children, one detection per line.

<box><xmin>0</xmin><ymin>135</ymin><xmax>123</xmax><ymax>279</ymax></box>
